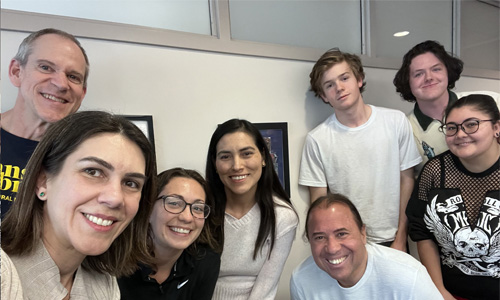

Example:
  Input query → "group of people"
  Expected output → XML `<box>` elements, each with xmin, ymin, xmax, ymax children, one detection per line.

<box><xmin>0</xmin><ymin>28</ymin><xmax>498</xmax><ymax>300</ymax></box>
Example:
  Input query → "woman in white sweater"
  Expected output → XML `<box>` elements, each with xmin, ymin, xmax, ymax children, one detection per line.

<box><xmin>205</xmin><ymin>118</ymin><xmax>298</xmax><ymax>300</ymax></box>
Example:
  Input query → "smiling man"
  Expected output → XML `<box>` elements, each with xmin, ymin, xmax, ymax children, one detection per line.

<box><xmin>1</xmin><ymin>28</ymin><xmax>89</xmax><ymax>218</ymax></box>
<box><xmin>393</xmin><ymin>40</ymin><xmax>499</xmax><ymax>175</ymax></box>
<box><xmin>299</xmin><ymin>49</ymin><xmax>421</xmax><ymax>252</ymax></box>
<box><xmin>290</xmin><ymin>194</ymin><xmax>443</xmax><ymax>300</ymax></box>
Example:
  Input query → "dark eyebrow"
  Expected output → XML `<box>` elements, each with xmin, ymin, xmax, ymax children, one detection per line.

<box><xmin>80</xmin><ymin>156</ymin><xmax>146</xmax><ymax>180</ymax></box>
<box><xmin>239</xmin><ymin>146</ymin><xmax>256</xmax><ymax>152</ymax></box>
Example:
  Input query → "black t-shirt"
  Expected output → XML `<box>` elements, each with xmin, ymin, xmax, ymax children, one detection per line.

<box><xmin>407</xmin><ymin>151</ymin><xmax>500</xmax><ymax>300</ymax></box>
<box><xmin>1</xmin><ymin>128</ymin><xmax>39</xmax><ymax>218</ymax></box>
<box><xmin>118</xmin><ymin>246</ymin><xmax>221</xmax><ymax>300</ymax></box>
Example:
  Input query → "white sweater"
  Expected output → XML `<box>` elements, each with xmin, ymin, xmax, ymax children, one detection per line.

<box><xmin>212</xmin><ymin>197</ymin><xmax>298</xmax><ymax>300</ymax></box>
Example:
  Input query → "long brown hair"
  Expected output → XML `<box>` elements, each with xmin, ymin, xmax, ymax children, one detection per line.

<box><xmin>205</xmin><ymin>118</ymin><xmax>295</xmax><ymax>259</ymax></box>
<box><xmin>2</xmin><ymin>111</ymin><xmax>157</xmax><ymax>277</ymax></box>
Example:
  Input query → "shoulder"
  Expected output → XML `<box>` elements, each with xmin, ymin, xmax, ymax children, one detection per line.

<box><xmin>367</xmin><ymin>243</ymin><xmax>423</xmax><ymax>272</ymax></box>
<box><xmin>79</xmin><ymin>267</ymin><xmax>120</xmax><ymax>298</ymax></box>
<box><xmin>372</xmin><ymin>105</ymin><xmax>406</xmax><ymax>118</ymax></box>
<box><xmin>1</xmin><ymin>249</ymin><xmax>24</xmax><ymax>300</ymax></box>
<box><xmin>292</xmin><ymin>255</ymin><xmax>318</xmax><ymax>279</ymax></box>
<box><xmin>195</xmin><ymin>245</ymin><xmax>221</xmax><ymax>267</ymax></box>
<box><xmin>307</xmin><ymin>114</ymin><xmax>337</xmax><ymax>136</ymax></box>
<box><xmin>273</xmin><ymin>197</ymin><xmax>299</xmax><ymax>236</ymax></box>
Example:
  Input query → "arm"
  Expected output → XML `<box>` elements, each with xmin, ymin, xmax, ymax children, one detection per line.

<box><xmin>308</xmin><ymin>186</ymin><xmax>327</xmax><ymax>203</ymax></box>
<box><xmin>391</xmin><ymin>167</ymin><xmax>414</xmax><ymax>252</ymax></box>
<box><xmin>417</xmin><ymin>240</ymin><xmax>456</xmax><ymax>300</ymax></box>
<box><xmin>248</xmin><ymin>213</ymin><xmax>298</xmax><ymax>300</ymax></box>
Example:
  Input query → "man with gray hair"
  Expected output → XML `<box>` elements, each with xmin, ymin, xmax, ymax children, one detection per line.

<box><xmin>1</xmin><ymin>28</ymin><xmax>89</xmax><ymax>217</ymax></box>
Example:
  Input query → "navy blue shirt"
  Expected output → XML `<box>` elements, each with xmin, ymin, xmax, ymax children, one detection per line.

<box><xmin>1</xmin><ymin>128</ymin><xmax>39</xmax><ymax>218</ymax></box>
<box><xmin>118</xmin><ymin>245</ymin><xmax>220</xmax><ymax>300</ymax></box>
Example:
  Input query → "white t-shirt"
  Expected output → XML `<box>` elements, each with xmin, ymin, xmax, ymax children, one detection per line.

<box><xmin>299</xmin><ymin>105</ymin><xmax>421</xmax><ymax>242</ymax></box>
<box><xmin>290</xmin><ymin>243</ymin><xmax>443</xmax><ymax>300</ymax></box>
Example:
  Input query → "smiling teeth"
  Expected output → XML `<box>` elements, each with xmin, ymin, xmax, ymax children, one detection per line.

<box><xmin>171</xmin><ymin>227</ymin><xmax>190</xmax><ymax>234</ymax></box>
<box><xmin>231</xmin><ymin>175</ymin><xmax>247</xmax><ymax>180</ymax></box>
<box><xmin>42</xmin><ymin>93</ymin><xmax>65</xmax><ymax>103</ymax></box>
<box><xmin>84</xmin><ymin>213</ymin><xmax>113</xmax><ymax>226</ymax></box>
<box><xmin>328</xmin><ymin>256</ymin><xmax>346</xmax><ymax>265</ymax></box>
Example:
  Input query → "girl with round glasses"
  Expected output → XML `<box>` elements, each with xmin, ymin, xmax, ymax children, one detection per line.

<box><xmin>118</xmin><ymin>168</ymin><xmax>221</xmax><ymax>300</ymax></box>
<box><xmin>407</xmin><ymin>94</ymin><xmax>500</xmax><ymax>300</ymax></box>
<box><xmin>205</xmin><ymin>119</ymin><xmax>298</xmax><ymax>300</ymax></box>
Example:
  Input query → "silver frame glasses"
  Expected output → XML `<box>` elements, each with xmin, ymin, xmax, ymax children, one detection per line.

<box><xmin>157</xmin><ymin>195</ymin><xmax>210</xmax><ymax>219</ymax></box>
<box><xmin>439</xmin><ymin>118</ymin><xmax>493</xmax><ymax>137</ymax></box>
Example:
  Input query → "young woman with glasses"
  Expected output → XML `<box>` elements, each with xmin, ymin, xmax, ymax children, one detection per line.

<box><xmin>406</xmin><ymin>94</ymin><xmax>500</xmax><ymax>300</ymax></box>
<box><xmin>118</xmin><ymin>168</ymin><xmax>222</xmax><ymax>300</ymax></box>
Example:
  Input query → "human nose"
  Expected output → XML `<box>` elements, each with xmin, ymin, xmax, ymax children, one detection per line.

<box><xmin>424</xmin><ymin>70</ymin><xmax>433</xmax><ymax>82</ymax></box>
<box><xmin>325</xmin><ymin>238</ymin><xmax>341</xmax><ymax>253</ymax></box>
<box><xmin>455</xmin><ymin>124</ymin><xmax>469</xmax><ymax>137</ymax></box>
<box><xmin>51</xmin><ymin>72</ymin><xmax>69</xmax><ymax>91</ymax></box>
<box><xmin>336</xmin><ymin>81</ymin><xmax>345</xmax><ymax>93</ymax></box>
<box><xmin>232</xmin><ymin>156</ymin><xmax>243</xmax><ymax>170</ymax></box>
<box><xmin>178</xmin><ymin>204</ymin><xmax>194</xmax><ymax>222</ymax></box>
<box><xmin>97</xmin><ymin>180</ymin><xmax>124</xmax><ymax>208</ymax></box>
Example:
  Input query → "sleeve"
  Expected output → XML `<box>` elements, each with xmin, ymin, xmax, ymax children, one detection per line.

<box><xmin>248</xmin><ymin>207</ymin><xmax>298</xmax><ymax>300</ymax></box>
<box><xmin>298</xmin><ymin>133</ymin><xmax>328</xmax><ymax>187</ymax></box>
<box><xmin>1</xmin><ymin>249</ymin><xmax>24</xmax><ymax>300</ymax></box>
<box><xmin>289</xmin><ymin>272</ymin><xmax>304</xmax><ymax>300</ymax></box>
<box><xmin>411</xmin><ymin>265</ymin><xmax>444</xmax><ymax>300</ymax></box>
<box><xmin>397</xmin><ymin>113</ymin><xmax>422</xmax><ymax>171</ymax></box>
<box><xmin>193</xmin><ymin>249</ymin><xmax>221</xmax><ymax>300</ymax></box>
<box><xmin>406</xmin><ymin>159</ymin><xmax>439</xmax><ymax>242</ymax></box>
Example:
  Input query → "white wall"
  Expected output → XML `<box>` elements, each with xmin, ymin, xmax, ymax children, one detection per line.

<box><xmin>2</xmin><ymin>29</ymin><xmax>499</xmax><ymax>299</ymax></box>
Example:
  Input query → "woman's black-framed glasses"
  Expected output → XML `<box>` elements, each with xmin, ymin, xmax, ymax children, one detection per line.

<box><xmin>157</xmin><ymin>195</ymin><xmax>210</xmax><ymax>219</ymax></box>
<box><xmin>439</xmin><ymin>118</ymin><xmax>493</xmax><ymax>137</ymax></box>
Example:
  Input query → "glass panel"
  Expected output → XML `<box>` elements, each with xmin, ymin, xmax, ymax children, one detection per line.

<box><xmin>370</xmin><ymin>0</ymin><xmax>453</xmax><ymax>58</ymax></box>
<box><xmin>1</xmin><ymin>0</ymin><xmax>212</xmax><ymax>35</ymax></box>
<box><xmin>229</xmin><ymin>0</ymin><xmax>362</xmax><ymax>53</ymax></box>
<box><xmin>460</xmin><ymin>0</ymin><xmax>499</xmax><ymax>71</ymax></box>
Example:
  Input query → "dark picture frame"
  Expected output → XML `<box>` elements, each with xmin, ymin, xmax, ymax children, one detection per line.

<box><xmin>122</xmin><ymin>115</ymin><xmax>156</xmax><ymax>151</ymax></box>
<box><xmin>254</xmin><ymin>122</ymin><xmax>290</xmax><ymax>197</ymax></box>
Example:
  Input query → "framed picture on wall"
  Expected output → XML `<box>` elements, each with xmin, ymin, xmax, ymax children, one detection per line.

<box><xmin>254</xmin><ymin>122</ymin><xmax>290</xmax><ymax>197</ymax></box>
<box><xmin>122</xmin><ymin>115</ymin><xmax>156</xmax><ymax>151</ymax></box>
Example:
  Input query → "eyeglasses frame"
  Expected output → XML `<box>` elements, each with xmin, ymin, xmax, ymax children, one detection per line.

<box><xmin>439</xmin><ymin>118</ymin><xmax>494</xmax><ymax>137</ymax></box>
<box><xmin>157</xmin><ymin>195</ymin><xmax>210</xmax><ymax>219</ymax></box>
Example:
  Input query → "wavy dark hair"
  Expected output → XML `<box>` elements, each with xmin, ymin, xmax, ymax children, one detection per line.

<box><xmin>394</xmin><ymin>40</ymin><xmax>464</xmax><ymax>102</ymax></box>
<box><xmin>309</xmin><ymin>48</ymin><xmax>366</xmax><ymax>99</ymax></box>
<box><xmin>150</xmin><ymin>167</ymin><xmax>222</xmax><ymax>259</ymax></box>
<box><xmin>2</xmin><ymin>111</ymin><xmax>157</xmax><ymax>277</ymax></box>
<box><xmin>205</xmin><ymin>119</ymin><xmax>294</xmax><ymax>259</ymax></box>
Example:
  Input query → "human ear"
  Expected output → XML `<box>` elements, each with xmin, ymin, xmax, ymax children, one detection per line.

<box><xmin>36</xmin><ymin>171</ymin><xmax>48</xmax><ymax>201</ymax></box>
<box><xmin>8</xmin><ymin>59</ymin><xmax>23</xmax><ymax>88</ymax></box>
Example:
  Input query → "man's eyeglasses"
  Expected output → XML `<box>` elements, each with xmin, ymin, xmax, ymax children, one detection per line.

<box><xmin>439</xmin><ymin>118</ymin><xmax>493</xmax><ymax>137</ymax></box>
<box><xmin>157</xmin><ymin>195</ymin><xmax>210</xmax><ymax>219</ymax></box>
